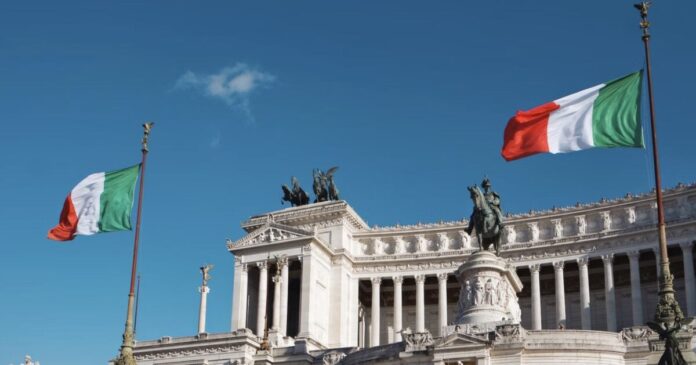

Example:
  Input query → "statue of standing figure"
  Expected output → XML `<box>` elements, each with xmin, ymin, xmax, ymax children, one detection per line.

<box><xmin>473</xmin><ymin>278</ymin><xmax>484</xmax><ymax>305</ymax></box>
<box><xmin>466</xmin><ymin>177</ymin><xmax>504</xmax><ymax>255</ymax></box>
<box><xmin>200</xmin><ymin>264</ymin><xmax>213</xmax><ymax>286</ymax></box>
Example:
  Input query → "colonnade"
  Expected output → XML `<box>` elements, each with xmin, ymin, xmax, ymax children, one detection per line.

<box><xmin>232</xmin><ymin>242</ymin><xmax>695</xmax><ymax>347</ymax></box>
<box><xmin>233</xmin><ymin>257</ymin><xmax>291</xmax><ymax>337</ymax></box>
<box><xmin>527</xmin><ymin>243</ymin><xmax>696</xmax><ymax>331</ymax></box>
<box><xmin>367</xmin><ymin>273</ymin><xmax>450</xmax><ymax>346</ymax></box>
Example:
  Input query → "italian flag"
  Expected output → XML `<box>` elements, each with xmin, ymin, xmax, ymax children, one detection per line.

<box><xmin>501</xmin><ymin>71</ymin><xmax>644</xmax><ymax>161</ymax></box>
<box><xmin>48</xmin><ymin>164</ymin><xmax>141</xmax><ymax>241</ymax></box>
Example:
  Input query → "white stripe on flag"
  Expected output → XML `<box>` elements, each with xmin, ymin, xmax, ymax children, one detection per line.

<box><xmin>546</xmin><ymin>83</ymin><xmax>604</xmax><ymax>153</ymax></box>
<box><xmin>72</xmin><ymin>172</ymin><xmax>106</xmax><ymax>235</ymax></box>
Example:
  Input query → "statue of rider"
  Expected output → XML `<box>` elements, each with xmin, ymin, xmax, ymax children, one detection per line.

<box><xmin>466</xmin><ymin>177</ymin><xmax>503</xmax><ymax>234</ymax></box>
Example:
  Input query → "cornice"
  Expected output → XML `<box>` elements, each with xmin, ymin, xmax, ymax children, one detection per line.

<box><xmin>133</xmin><ymin>331</ymin><xmax>258</xmax><ymax>360</ymax></box>
<box><xmin>241</xmin><ymin>200</ymin><xmax>368</xmax><ymax>232</ymax></box>
<box><xmin>227</xmin><ymin>222</ymin><xmax>313</xmax><ymax>251</ymax></box>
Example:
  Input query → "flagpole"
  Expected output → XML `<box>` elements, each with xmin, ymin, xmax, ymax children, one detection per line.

<box><xmin>115</xmin><ymin>122</ymin><xmax>154</xmax><ymax>365</ymax></box>
<box><xmin>634</xmin><ymin>2</ymin><xmax>684</xmax><ymax>328</ymax></box>
<box><xmin>134</xmin><ymin>273</ymin><xmax>141</xmax><ymax>335</ymax></box>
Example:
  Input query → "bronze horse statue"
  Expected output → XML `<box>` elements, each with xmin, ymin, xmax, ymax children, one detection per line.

<box><xmin>281</xmin><ymin>176</ymin><xmax>310</xmax><ymax>207</ymax></box>
<box><xmin>466</xmin><ymin>184</ymin><xmax>502</xmax><ymax>255</ymax></box>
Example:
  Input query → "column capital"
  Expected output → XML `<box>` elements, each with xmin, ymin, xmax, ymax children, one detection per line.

<box><xmin>679</xmin><ymin>241</ymin><xmax>695</xmax><ymax>250</ymax></box>
<box><xmin>437</xmin><ymin>273</ymin><xmax>448</xmax><ymax>282</ymax></box>
<box><xmin>302</xmin><ymin>243</ymin><xmax>312</xmax><ymax>253</ymax></box>
<box><xmin>272</xmin><ymin>275</ymin><xmax>282</xmax><ymax>284</ymax></box>
<box><xmin>415</xmin><ymin>274</ymin><xmax>426</xmax><ymax>283</ymax></box>
<box><xmin>576</xmin><ymin>257</ymin><xmax>589</xmax><ymax>266</ymax></box>
<box><xmin>257</xmin><ymin>260</ymin><xmax>268</xmax><ymax>270</ymax></box>
<box><xmin>529</xmin><ymin>264</ymin><xmax>541</xmax><ymax>273</ymax></box>
<box><xmin>392</xmin><ymin>276</ymin><xmax>404</xmax><ymax>285</ymax></box>
<box><xmin>553</xmin><ymin>261</ymin><xmax>565</xmax><ymax>270</ymax></box>
<box><xmin>627</xmin><ymin>250</ymin><xmax>641</xmax><ymax>260</ymax></box>
<box><xmin>371</xmin><ymin>277</ymin><xmax>382</xmax><ymax>285</ymax></box>
<box><xmin>277</xmin><ymin>256</ymin><xmax>289</xmax><ymax>268</ymax></box>
<box><xmin>601</xmin><ymin>253</ymin><xmax>614</xmax><ymax>264</ymax></box>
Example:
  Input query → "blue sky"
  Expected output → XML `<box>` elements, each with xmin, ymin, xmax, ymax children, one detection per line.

<box><xmin>2</xmin><ymin>1</ymin><xmax>696</xmax><ymax>364</ymax></box>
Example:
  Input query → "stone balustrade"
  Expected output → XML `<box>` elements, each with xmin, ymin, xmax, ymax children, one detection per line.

<box><xmin>351</xmin><ymin>184</ymin><xmax>696</xmax><ymax>258</ymax></box>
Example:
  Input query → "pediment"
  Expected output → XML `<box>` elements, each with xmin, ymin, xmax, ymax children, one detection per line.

<box><xmin>436</xmin><ymin>333</ymin><xmax>491</xmax><ymax>348</ymax></box>
<box><xmin>228</xmin><ymin>222</ymin><xmax>313</xmax><ymax>249</ymax></box>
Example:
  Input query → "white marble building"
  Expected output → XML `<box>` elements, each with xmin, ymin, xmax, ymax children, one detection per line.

<box><xmin>131</xmin><ymin>183</ymin><xmax>696</xmax><ymax>364</ymax></box>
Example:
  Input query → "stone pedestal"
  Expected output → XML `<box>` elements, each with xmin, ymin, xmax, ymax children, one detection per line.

<box><xmin>454</xmin><ymin>251</ymin><xmax>523</xmax><ymax>327</ymax></box>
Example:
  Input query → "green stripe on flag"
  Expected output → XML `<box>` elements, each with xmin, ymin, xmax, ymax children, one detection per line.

<box><xmin>592</xmin><ymin>70</ymin><xmax>644</xmax><ymax>148</ymax></box>
<box><xmin>98</xmin><ymin>164</ymin><xmax>141</xmax><ymax>232</ymax></box>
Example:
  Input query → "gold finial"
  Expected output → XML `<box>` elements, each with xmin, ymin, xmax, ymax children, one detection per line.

<box><xmin>141</xmin><ymin>122</ymin><xmax>154</xmax><ymax>152</ymax></box>
<box><xmin>634</xmin><ymin>2</ymin><xmax>651</xmax><ymax>39</ymax></box>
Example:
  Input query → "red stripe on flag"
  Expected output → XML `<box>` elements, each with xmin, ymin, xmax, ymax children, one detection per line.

<box><xmin>501</xmin><ymin>101</ymin><xmax>559</xmax><ymax>161</ymax></box>
<box><xmin>48</xmin><ymin>193</ymin><xmax>79</xmax><ymax>241</ymax></box>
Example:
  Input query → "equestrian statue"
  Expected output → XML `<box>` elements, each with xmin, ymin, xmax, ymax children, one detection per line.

<box><xmin>465</xmin><ymin>177</ymin><xmax>504</xmax><ymax>255</ymax></box>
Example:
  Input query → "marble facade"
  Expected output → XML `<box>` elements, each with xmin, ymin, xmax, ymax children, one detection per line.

<box><xmin>129</xmin><ymin>183</ymin><xmax>696</xmax><ymax>364</ymax></box>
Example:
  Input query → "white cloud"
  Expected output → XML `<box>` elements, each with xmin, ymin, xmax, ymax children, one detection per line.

<box><xmin>174</xmin><ymin>63</ymin><xmax>275</xmax><ymax>120</ymax></box>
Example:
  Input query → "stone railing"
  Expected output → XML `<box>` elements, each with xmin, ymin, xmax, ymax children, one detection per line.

<box><xmin>351</xmin><ymin>185</ymin><xmax>696</xmax><ymax>258</ymax></box>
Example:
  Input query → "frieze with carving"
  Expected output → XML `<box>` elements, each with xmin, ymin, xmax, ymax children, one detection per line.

<box><xmin>621</xmin><ymin>326</ymin><xmax>655</xmax><ymax>343</ymax></box>
<box><xmin>494</xmin><ymin>323</ymin><xmax>524</xmax><ymax>343</ymax></box>
<box><xmin>322</xmin><ymin>350</ymin><xmax>347</xmax><ymax>365</ymax></box>
<box><xmin>135</xmin><ymin>345</ymin><xmax>243</xmax><ymax>360</ymax></box>
<box><xmin>229</xmin><ymin>223</ymin><xmax>313</xmax><ymax>249</ymax></box>
<box><xmin>402</xmin><ymin>330</ymin><xmax>434</xmax><ymax>352</ymax></box>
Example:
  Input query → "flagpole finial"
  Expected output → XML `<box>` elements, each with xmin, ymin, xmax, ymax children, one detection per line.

<box><xmin>141</xmin><ymin>122</ymin><xmax>154</xmax><ymax>152</ymax></box>
<box><xmin>634</xmin><ymin>2</ymin><xmax>651</xmax><ymax>39</ymax></box>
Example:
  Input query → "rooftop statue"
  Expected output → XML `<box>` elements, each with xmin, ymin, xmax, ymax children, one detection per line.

<box><xmin>200</xmin><ymin>264</ymin><xmax>213</xmax><ymax>286</ymax></box>
<box><xmin>465</xmin><ymin>177</ymin><xmax>504</xmax><ymax>255</ymax></box>
<box><xmin>313</xmin><ymin>166</ymin><xmax>340</xmax><ymax>203</ymax></box>
<box><xmin>281</xmin><ymin>176</ymin><xmax>310</xmax><ymax>207</ymax></box>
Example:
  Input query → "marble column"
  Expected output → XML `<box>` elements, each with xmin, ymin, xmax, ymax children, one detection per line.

<box><xmin>279</xmin><ymin>257</ymin><xmax>289</xmax><ymax>336</ymax></box>
<box><xmin>415</xmin><ymin>274</ymin><xmax>426</xmax><ymax>332</ymax></box>
<box><xmin>438</xmin><ymin>273</ymin><xmax>448</xmax><ymax>336</ymax></box>
<box><xmin>256</xmin><ymin>261</ymin><xmax>269</xmax><ymax>337</ymax></box>
<box><xmin>577</xmin><ymin>257</ymin><xmax>591</xmax><ymax>330</ymax></box>
<box><xmin>371</xmin><ymin>277</ymin><xmax>381</xmax><ymax>347</ymax></box>
<box><xmin>298</xmin><ymin>253</ymin><xmax>314</xmax><ymax>338</ymax></box>
<box><xmin>393</xmin><ymin>276</ymin><xmax>403</xmax><ymax>342</ymax></box>
<box><xmin>529</xmin><ymin>264</ymin><xmax>542</xmax><ymax>330</ymax></box>
<box><xmin>198</xmin><ymin>285</ymin><xmax>210</xmax><ymax>334</ymax></box>
<box><xmin>680</xmin><ymin>242</ymin><xmax>696</xmax><ymax>316</ymax></box>
<box><xmin>272</xmin><ymin>275</ymin><xmax>282</xmax><ymax>330</ymax></box>
<box><xmin>653</xmin><ymin>247</ymin><xmax>661</xmax><ymax>288</ymax></box>
<box><xmin>231</xmin><ymin>262</ymin><xmax>248</xmax><ymax>331</ymax></box>
<box><xmin>553</xmin><ymin>261</ymin><xmax>566</xmax><ymax>328</ymax></box>
<box><xmin>602</xmin><ymin>254</ymin><xmax>617</xmax><ymax>332</ymax></box>
<box><xmin>627</xmin><ymin>250</ymin><xmax>644</xmax><ymax>325</ymax></box>
<box><xmin>358</xmin><ymin>306</ymin><xmax>366</xmax><ymax>348</ymax></box>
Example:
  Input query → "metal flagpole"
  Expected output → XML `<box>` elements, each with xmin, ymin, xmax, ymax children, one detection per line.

<box><xmin>134</xmin><ymin>273</ymin><xmax>141</xmax><ymax>335</ymax></box>
<box><xmin>635</xmin><ymin>1</ymin><xmax>684</xmax><ymax>342</ymax></box>
<box><xmin>115</xmin><ymin>122</ymin><xmax>154</xmax><ymax>365</ymax></box>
